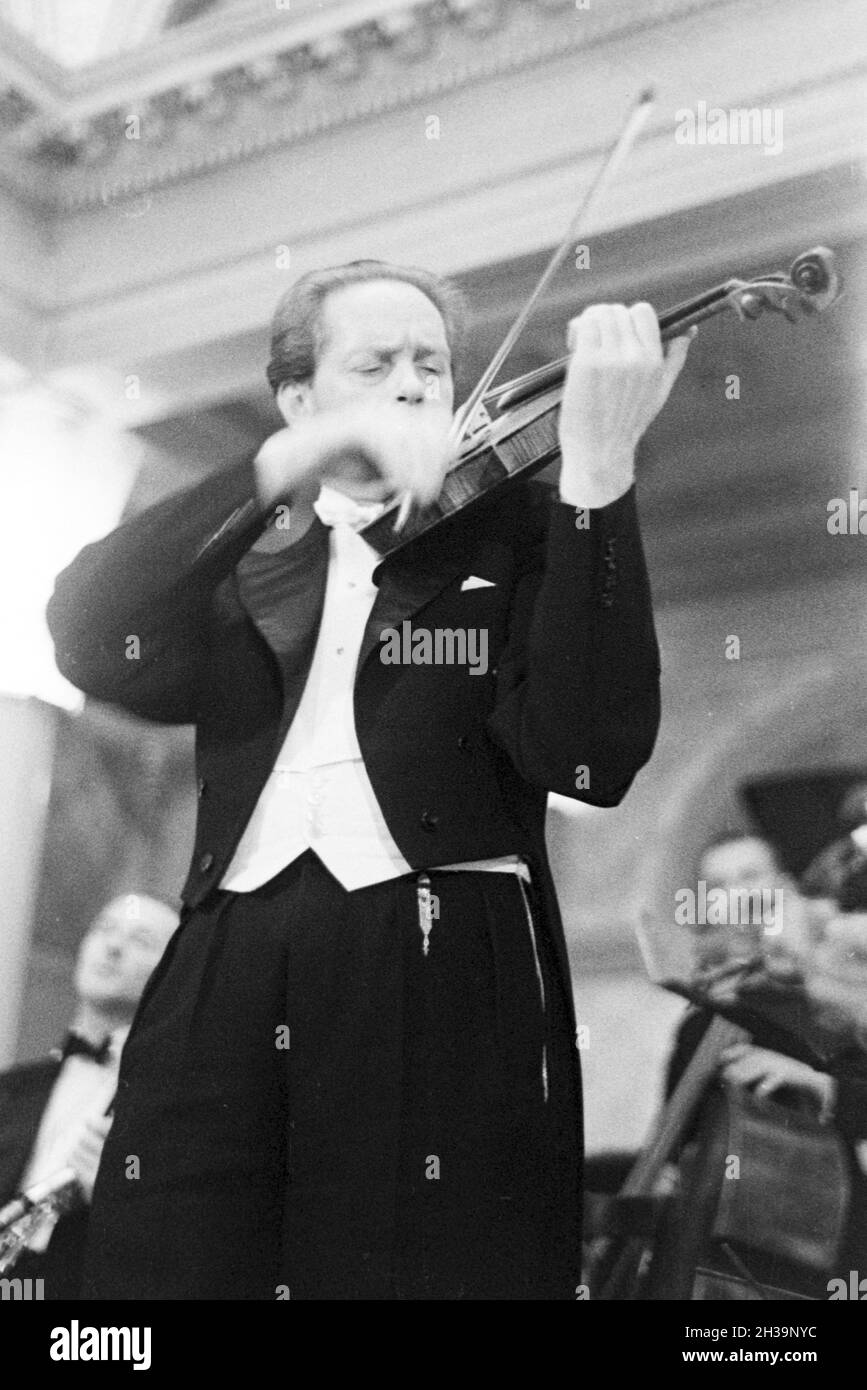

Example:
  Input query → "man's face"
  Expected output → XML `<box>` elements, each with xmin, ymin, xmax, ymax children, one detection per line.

<box><xmin>701</xmin><ymin>837</ymin><xmax>781</xmax><ymax>898</ymax></box>
<box><xmin>305</xmin><ymin>279</ymin><xmax>455</xmax><ymax>417</ymax></box>
<box><xmin>693</xmin><ymin>837</ymin><xmax>782</xmax><ymax>969</ymax></box>
<box><xmin>74</xmin><ymin>895</ymin><xmax>177</xmax><ymax>1014</ymax></box>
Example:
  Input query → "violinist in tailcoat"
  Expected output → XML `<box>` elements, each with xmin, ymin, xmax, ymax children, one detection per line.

<box><xmin>47</xmin><ymin>260</ymin><xmax>691</xmax><ymax>1300</ymax></box>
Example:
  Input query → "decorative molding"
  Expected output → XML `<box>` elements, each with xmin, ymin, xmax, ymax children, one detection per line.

<box><xmin>0</xmin><ymin>0</ymin><xmax>733</xmax><ymax>208</ymax></box>
<box><xmin>1</xmin><ymin>0</ymin><xmax>863</xmax><ymax>410</ymax></box>
<box><xmin>45</xmin><ymin>135</ymin><xmax>867</xmax><ymax>391</ymax></box>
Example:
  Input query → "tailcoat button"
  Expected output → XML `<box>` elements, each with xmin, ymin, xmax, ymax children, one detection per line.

<box><xmin>199</xmin><ymin>852</ymin><xmax>215</xmax><ymax>872</ymax></box>
<box><xmin>420</xmin><ymin>810</ymin><xmax>440</xmax><ymax>831</ymax></box>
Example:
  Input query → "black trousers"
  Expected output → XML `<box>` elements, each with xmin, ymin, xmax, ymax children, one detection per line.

<box><xmin>11</xmin><ymin>1210</ymin><xmax>89</xmax><ymax>1300</ymax></box>
<box><xmin>83</xmin><ymin>851</ymin><xmax>582</xmax><ymax>1300</ymax></box>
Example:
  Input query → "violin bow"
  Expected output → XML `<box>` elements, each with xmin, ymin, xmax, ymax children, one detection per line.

<box><xmin>392</xmin><ymin>86</ymin><xmax>657</xmax><ymax>532</ymax></box>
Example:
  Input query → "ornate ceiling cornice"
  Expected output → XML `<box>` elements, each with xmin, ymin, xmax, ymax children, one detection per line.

<box><xmin>0</xmin><ymin>0</ymin><xmax>725</xmax><ymax>209</ymax></box>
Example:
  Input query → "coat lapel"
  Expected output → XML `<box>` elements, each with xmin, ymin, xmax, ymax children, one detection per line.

<box><xmin>357</xmin><ymin>546</ymin><xmax>469</xmax><ymax>677</ymax></box>
<box><xmin>230</xmin><ymin>521</ymin><xmax>330</xmax><ymax>694</ymax></box>
<box><xmin>228</xmin><ymin>518</ymin><xmax>469</xmax><ymax>691</ymax></box>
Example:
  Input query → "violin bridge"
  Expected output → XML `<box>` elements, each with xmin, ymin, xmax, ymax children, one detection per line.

<box><xmin>450</xmin><ymin>400</ymin><xmax>493</xmax><ymax>448</ymax></box>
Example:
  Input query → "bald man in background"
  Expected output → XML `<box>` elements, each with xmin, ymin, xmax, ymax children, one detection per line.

<box><xmin>0</xmin><ymin>894</ymin><xmax>177</xmax><ymax>1299</ymax></box>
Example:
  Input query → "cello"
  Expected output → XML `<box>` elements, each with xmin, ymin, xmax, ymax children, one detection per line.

<box><xmin>587</xmin><ymin>1001</ymin><xmax>852</xmax><ymax>1301</ymax></box>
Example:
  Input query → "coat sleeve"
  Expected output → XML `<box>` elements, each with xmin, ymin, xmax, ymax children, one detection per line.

<box><xmin>46</xmin><ymin>458</ymin><xmax>268</xmax><ymax>724</ymax></box>
<box><xmin>486</xmin><ymin>482</ymin><xmax>661</xmax><ymax>806</ymax></box>
<box><xmin>834</xmin><ymin>1077</ymin><xmax>867</xmax><ymax>1141</ymax></box>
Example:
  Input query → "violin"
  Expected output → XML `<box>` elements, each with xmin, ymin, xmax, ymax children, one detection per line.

<box><xmin>362</xmin><ymin>243</ymin><xmax>840</xmax><ymax>560</ymax></box>
<box><xmin>361</xmin><ymin>88</ymin><xmax>841</xmax><ymax>560</ymax></box>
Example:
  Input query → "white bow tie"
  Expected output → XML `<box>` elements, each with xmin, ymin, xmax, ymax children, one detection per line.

<box><xmin>313</xmin><ymin>485</ymin><xmax>388</xmax><ymax>531</ymax></box>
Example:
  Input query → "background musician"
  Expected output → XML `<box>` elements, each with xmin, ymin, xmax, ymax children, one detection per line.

<box><xmin>667</xmin><ymin>832</ymin><xmax>831</xmax><ymax>1106</ymax></box>
<box><xmin>662</xmin><ymin>831</ymin><xmax>867</xmax><ymax>1296</ymax></box>
<box><xmin>0</xmin><ymin>894</ymin><xmax>177</xmax><ymax>1298</ymax></box>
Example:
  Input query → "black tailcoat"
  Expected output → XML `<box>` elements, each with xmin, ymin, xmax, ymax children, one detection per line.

<box><xmin>47</xmin><ymin>460</ymin><xmax>660</xmax><ymax>1023</ymax></box>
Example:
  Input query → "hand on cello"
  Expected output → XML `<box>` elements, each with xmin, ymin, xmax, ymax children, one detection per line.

<box><xmin>720</xmin><ymin>1042</ymin><xmax>836</xmax><ymax>1121</ymax></box>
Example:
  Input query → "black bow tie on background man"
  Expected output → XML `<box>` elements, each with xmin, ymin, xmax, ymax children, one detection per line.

<box><xmin>56</xmin><ymin>1031</ymin><xmax>112</xmax><ymax>1065</ymax></box>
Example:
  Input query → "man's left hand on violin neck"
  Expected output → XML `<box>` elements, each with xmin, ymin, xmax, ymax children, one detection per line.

<box><xmin>557</xmin><ymin>301</ymin><xmax>695</xmax><ymax>511</ymax></box>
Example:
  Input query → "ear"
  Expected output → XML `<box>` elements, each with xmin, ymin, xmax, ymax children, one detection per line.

<box><xmin>276</xmin><ymin>380</ymin><xmax>313</xmax><ymax>426</ymax></box>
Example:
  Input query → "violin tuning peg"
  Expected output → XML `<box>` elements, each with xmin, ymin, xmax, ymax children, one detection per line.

<box><xmin>737</xmin><ymin>291</ymin><xmax>764</xmax><ymax>320</ymax></box>
<box><xmin>789</xmin><ymin>247</ymin><xmax>841</xmax><ymax>313</ymax></box>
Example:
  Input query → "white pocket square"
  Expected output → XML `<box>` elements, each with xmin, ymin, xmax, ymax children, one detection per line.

<box><xmin>461</xmin><ymin>575</ymin><xmax>496</xmax><ymax>590</ymax></box>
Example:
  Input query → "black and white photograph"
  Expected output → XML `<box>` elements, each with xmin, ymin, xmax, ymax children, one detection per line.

<box><xmin>0</xmin><ymin>0</ymin><xmax>865</xmax><ymax>1354</ymax></box>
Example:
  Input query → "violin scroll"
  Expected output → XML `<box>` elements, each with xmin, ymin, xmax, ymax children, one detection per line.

<box><xmin>361</xmin><ymin>245</ymin><xmax>842</xmax><ymax>559</ymax></box>
<box><xmin>728</xmin><ymin>247</ymin><xmax>840</xmax><ymax>325</ymax></box>
<box><xmin>790</xmin><ymin>246</ymin><xmax>839</xmax><ymax>308</ymax></box>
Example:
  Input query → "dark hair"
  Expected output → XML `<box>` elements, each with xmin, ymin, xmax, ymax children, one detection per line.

<box><xmin>266</xmin><ymin>259</ymin><xmax>467</xmax><ymax>394</ymax></box>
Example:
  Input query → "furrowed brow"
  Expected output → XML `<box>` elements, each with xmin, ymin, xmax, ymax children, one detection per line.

<box><xmin>345</xmin><ymin>344</ymin><xmax>397</xmax><ymax>361</ymax></box>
